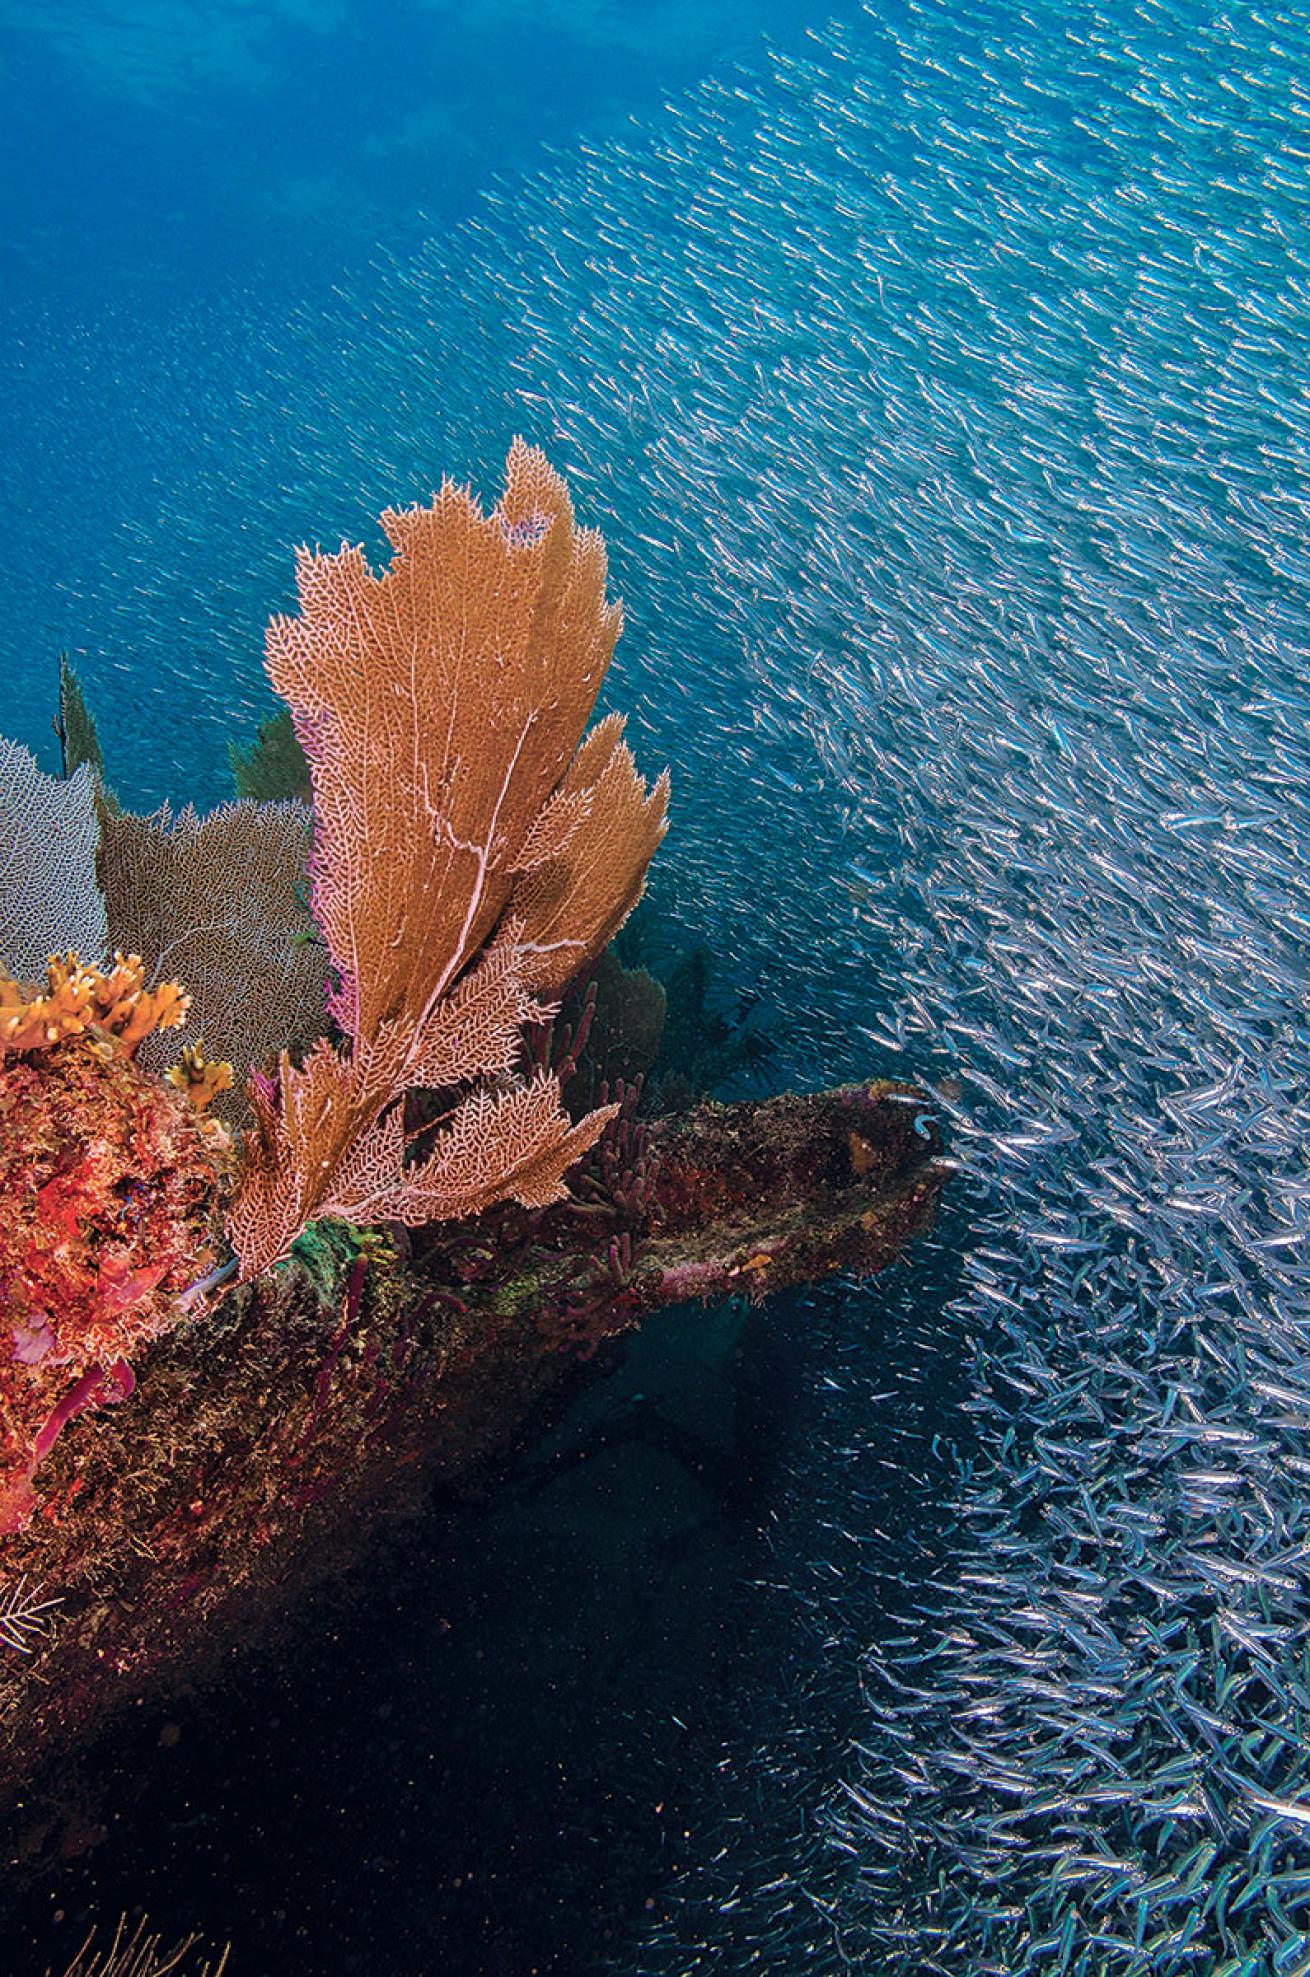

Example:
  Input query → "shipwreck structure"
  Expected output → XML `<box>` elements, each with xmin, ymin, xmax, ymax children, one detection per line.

<box><xmin>0</xmin><ymin>444</ymin><xmax>945</xmax><ymax>1822</ymax></box>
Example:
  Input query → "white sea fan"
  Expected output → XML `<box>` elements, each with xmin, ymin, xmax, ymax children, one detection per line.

<box><xmin>0</xmin><ymin>1573</ymin><xmax>62</xmax><ymax>1654</ymax></box>
<box><xmin>0</xmin><ymin>738</ymin><xmax>107</xmax><ymax>982</ymax></box>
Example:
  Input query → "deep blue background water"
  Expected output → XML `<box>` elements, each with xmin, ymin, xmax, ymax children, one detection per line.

<box><xmin>2</xmin><ymin>0</ymin><xmax>822</xmax><ymax>310</ymax></box>
<box><xmin>0</xmin><ymin>0</ymin><xmax>842</xmax><ymax>810</ymax></box>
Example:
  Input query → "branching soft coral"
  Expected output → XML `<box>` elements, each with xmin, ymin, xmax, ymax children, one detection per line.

<box><xmin>0</xmin><ymin>952</ymin><xmax>190</xmax><ymax>1057</ymax></box>
<box><xmin>165</xmin><ymin>1041</ymin><xmax>236</xmax><ymax>1112</ymax></box>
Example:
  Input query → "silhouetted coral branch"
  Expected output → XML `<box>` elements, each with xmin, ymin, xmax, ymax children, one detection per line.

<box><xmin>0</xmin><ymin>1573</ymin><xmax>62</xmax><ymax>1654</ymax></box>
<box><xmin>51</xmin><ymin>1916</ymin><xmax>228</xmax><ymax>1977</ymax></box>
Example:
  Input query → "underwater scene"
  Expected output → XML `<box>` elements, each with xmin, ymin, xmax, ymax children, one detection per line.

<box><xmin>3</xmin><ymin>0</ymin><xmax>1310</xmax><ymax>1971</ymax></box>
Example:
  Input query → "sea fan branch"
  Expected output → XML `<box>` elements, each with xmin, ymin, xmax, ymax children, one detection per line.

<box><xmin>226</xmin><ymin>442</ymin><xmax>666</xmax><ymax>1278</ymax></box>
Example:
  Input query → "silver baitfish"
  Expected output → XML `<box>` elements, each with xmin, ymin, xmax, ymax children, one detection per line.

<box><xmin>438</xmin><ymin>0</ymin><xmax>1308</xmax><ymax>1971</ymax></box>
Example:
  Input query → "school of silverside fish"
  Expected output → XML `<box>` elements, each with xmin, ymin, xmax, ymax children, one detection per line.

<box><xmin>478</xmin><ymin>0</ymin><xmax>1310</xmax><ymax>1968</ymax></box>
<box><xmin>9</xmin><ymin>0</ymin><xmax>1310</xmax><ymax>1967</ymax></box>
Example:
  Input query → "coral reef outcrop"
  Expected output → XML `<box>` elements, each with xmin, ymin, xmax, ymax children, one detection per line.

<box><xmin>0</xmin><ymin>442</ymin><xmax>945</xmax><ymax>1860</ymax></box>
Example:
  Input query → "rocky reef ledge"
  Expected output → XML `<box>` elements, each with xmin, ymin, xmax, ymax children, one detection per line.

<box><xmin>0</xmin><ymin>1074</ymin><xmax>944</xmax><ymax>1820</ymax></box>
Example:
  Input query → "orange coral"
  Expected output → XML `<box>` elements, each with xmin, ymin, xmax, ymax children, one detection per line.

<box><xmin>165</xmin><ymin>1042</ymin><xmax>236</xmax><ymax>1112</ymax></box>
<box><xmin>0</xmin><ymin>952</ymin><xmax>190</xmax><ymax>1058</ymax></box>
<box><xmin>227</xmin><ymin>441</ymin><xmax>668</xmax><ymax>1280</ymax></box>
<box><xmin>511</xmin><ymin>711</ymin><xmax>669</xmax><ymax>993</ymax></box>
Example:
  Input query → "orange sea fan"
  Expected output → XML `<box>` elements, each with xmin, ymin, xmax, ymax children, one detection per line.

<box><xmin>226</xmin><ymin>440</ymin><xmax>668</xmax><ymax>1280</ymax></box>
<box><xmin>511</xmin><ymin>711</ymin><xmax>671</xmax><ymax>994</ymax></box>
<box><xmin>268</xmin><ymin>436</ymin><xmax>626</xmax><ymax>1046</ymax></box>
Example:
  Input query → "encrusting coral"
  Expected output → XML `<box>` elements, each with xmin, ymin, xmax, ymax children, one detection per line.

<box><xmin>0</xmin><ymin>1011</ymin><xmax>229</xmax><ymax>1535</ymax></box>
<box><xmin>226</xmin><ymin>438</ymin><xmax>669</xmax><ymax>1279</ymax></box>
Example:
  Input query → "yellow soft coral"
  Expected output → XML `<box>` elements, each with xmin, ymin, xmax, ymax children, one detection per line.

<box><xmin>0</xmin><ymin>952</ymin><xmax>191</xmax><ymax>1057</ymax></box>
<box><xmin>165</xmin><ymin>1040</ymin><xmax>236</xmax><ymax>1112</ymax></box>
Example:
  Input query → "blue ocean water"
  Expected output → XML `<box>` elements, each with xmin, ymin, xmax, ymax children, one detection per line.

<box><xmin>0</xmin><ymin>0</ymin><xmax>832</xmax><ymax>812</ymax></box>
<box><xmin>5</xmin><ymin>0</ymin><xmax>1310</xmax><ymax>1972</ymax></box>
